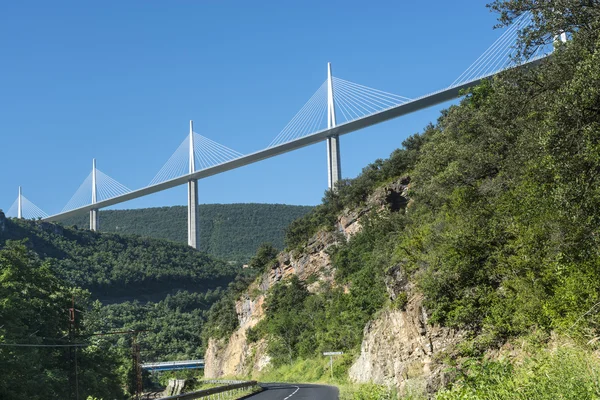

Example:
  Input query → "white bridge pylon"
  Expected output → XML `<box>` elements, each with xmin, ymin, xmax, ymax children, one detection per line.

<box><xmin>6</xmin><ymin>186</ymin><xmax>48</xmax><ymax>220</ymax></box>
<box><xmin>61</xmin><ymin>160</ymin><xmax>132</xmax><ymax>215</ymax></box>
<box><xmin>267</xmin><ymin>68</ymin><xmax>412</xmax><ymax>149</ymax></box>
<box><xmin>149</xmin><ymin>124</ymin><xmax>244</xmax><ymax>187</ymax></box>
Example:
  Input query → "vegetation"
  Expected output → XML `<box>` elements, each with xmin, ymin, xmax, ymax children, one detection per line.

<box><xmin>437</xmin><ymin>340</ymin><xmax>600</xmax><ymax>400</ymax></box>
<box><xmin>0</xmin><ymin>212</ymin><xmax>244</xmax><ymax>398</ymax></box>
<box><xmin>0</xmin><ymin>216</ymin><xmax>238</xmax><ymax>302</ymax></box>
<box><xmin>200</xmin><ymin>252</ymin><xmax>272</xmax><ymax>349</ymax></box>
<box><xmin>0</xmin><ymin>241</ymin><xmax>126</xmax><ymax>399</ymax></box>
<box><xmin>62</xmin><ymin>204</ymin><xmax>312</xmax><ymax>262</ymax></box>
<box><xmin>208</xmin><ymin>1</ymin><xmax>600</xmax><ymax>396</ymax></box>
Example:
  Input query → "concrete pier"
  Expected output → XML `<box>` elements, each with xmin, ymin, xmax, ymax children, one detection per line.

<box><xmin>327</xmin><ymin>136</ymin><xmax>341</xmax><ymax>189</ymax></box>
<box><xmin>187</xmin><ymin>179</ymin><xmax>199</xmax><ymax>249</ymax></box>
<box><xmin>90</xmin><ymin>208</ymin><xmax>99</xmax><ymax>231</ymax></box>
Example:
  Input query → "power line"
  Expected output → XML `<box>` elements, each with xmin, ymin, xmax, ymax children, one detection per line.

<box><xmin>0</xmin><ymin>343</ymin><xmax>88</xmax><ymax>347</ymax></box>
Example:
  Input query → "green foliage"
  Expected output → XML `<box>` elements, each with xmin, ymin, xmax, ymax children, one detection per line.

<box><xmin>243</xmin><ymin>7</ymin><xmax>600</xmax><ymax>390</ymax></box>
<box><xmin>0</xmin><ymin>217</ymin><xmax>238</xmax><ymax>302</ymax></box>
<box><xmin>248</xmin><ymin>243</ymin><xmax>278</xmax><ymax>271</ymax></box>
<box><xmin>62</xmin><ymin>204</ymin><xmax>313</xmax><ymax>262</ymax></box>
<box><xmin>437</xmin><ymin>345</ymin><xmax>600</xmax><ymax>400</ymax></box>
<box><xmin>0</xmin><ymin>242</ymin><xmax>126</xmax><ymax>400</ymax></box>
<box><xmin>340</xmin><ymin>383</ymin><xmax>397</xmax><ymax>400</ymax></box>
<box><xmin>0</xmin><ymin>212</ymin><xmax>243</xmax><ymax>384</ymax></box>
<box><xmin>92</xmin><ymin>289</ymin><xmax>224</xmax><ymax>361</ymax></box>
<box><xmin>201</xmin><ymin>266</ymin><xmax>264</xmax><ymax>349</ymax></box>
<box><xmin>250</xmin><ymin>212</ymin><xmax>404</xmax><ymax>366</ymax></box>
<box><xmin>284</xmin><ymin>132</ymin><xmax>428</xmax><ymax>250</ymax></box>
<box><xmin>488</xmin><ymin>0</ymin><xmax>600</xmax><ymax>59</ymax></box>
<box><xmin>400</xmin><ymin>25</ymin><xmax>600</xmax><ymax>338</ymax></box>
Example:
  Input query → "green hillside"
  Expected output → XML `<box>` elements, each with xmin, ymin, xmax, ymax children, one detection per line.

<box><xmin>62</xmin><ymin>203</ymin><xmax>313</xmax><ymax>262</ymax></box>
<box><xmin>0</xmin><ymin>213</ymin><xmax>246</xmax><ymax>399</ymax></box>
<box><xmin>204</xmin><ymin>3</ymin><xmax>600</xmax><ymax>396</ymax></box>
<box><xmin>0</xmin><ymin>216</ymin><xmax>238</xmax><ymax>302</ymax></box>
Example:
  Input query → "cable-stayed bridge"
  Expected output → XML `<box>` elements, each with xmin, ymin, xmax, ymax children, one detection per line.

<box><xmin>5</xmin><ymin>14</ymin><xmax>566</xmax><ymax>249</ymax></box>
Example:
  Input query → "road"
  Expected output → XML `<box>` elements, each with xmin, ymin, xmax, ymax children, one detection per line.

<box><xmin>246</xmin><ymin>383</ymin><xmax>339</xmax><ymax>400</ymax></box>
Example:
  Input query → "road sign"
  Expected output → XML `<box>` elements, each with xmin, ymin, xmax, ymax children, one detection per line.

<box><xmin>323</xmin><ymin>351</ymin><xmax>344</xmax><ymax>378</ymax></box>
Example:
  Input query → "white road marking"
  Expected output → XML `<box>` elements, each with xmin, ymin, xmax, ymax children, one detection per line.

<box><xmin>283</xmin><ymin>385</ymin><xmax>300</xmax><ymax>399</ymax></box>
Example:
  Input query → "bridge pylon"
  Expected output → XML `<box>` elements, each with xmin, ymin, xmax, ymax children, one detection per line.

<box><xmin>187</xmin><ymin>120</ymin><xmax>200</xmax><ymax>250</ymax></box>
<box><xmin>17</xmin><ymin>186</ymin><xmax>22</xmax><ymax>219</ymax></box>
<box><xmin>90</xmin><ymin>159</ymin><xmax>99</xmax><ymax>231</ymax></box>
<box><xmin>326</xmin><ymin>62</ymin><xmax>341</xmax><ymax>190</ymax></box>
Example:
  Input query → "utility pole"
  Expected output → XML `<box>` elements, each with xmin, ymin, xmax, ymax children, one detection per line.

<box><xmin>68</xmin><ymin>296</ymin><xmax>80</xmax><ymax>400</ymax></box>
<box><xmin>132</xmin><ymin>332</ymin><xmax>143</xmax><ymax>400</ymax></box>
<box><xmin>91</xmin><ymin>329</ymin><xmax>149</xmax><ymax>399</ymax></box>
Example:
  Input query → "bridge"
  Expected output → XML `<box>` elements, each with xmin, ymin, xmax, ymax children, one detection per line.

<box><xmin>5</xmin><ymin>14</ymin><xmax>566</xmax><ymax>249</ymax></box>
<box><xmin>142</xmin><ymin>359</ymin><xmax>205</xmax><ymax>372</ymax></box>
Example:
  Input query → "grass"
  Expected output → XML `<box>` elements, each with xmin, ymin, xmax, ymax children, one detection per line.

<box><xmin>437</xmin><ymin>340</ymin><xmax>600</xmax><ymax>400</ymax></box>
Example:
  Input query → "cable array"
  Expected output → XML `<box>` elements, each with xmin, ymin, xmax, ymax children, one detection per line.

<box><xmin>149</xmin><ymin>132</ymin><xmax>244</xmax><ymax>186</ymax></box>
<box><xmin>96</xmin><ymin>170</ymin><xmax>131</xmax><ymax>201</ymax></box>
<box><xmin>268</xmin><ymin>81</ymin><xmax>328</xmax><ymax>147</ymax></box>
<box><xmin>332</xmin><ymin>77</ymin><xmax>412</xmax><ymax>124</ymax></box>
<box><xmin>451</xmin><ymin>12</ymin><xmax>550</xmax><ymax>87</ymax></box>
<box><xmin>62</xmin><ymin>170</ymin><xmax>131</xmax><ymax>212</ymax></box>
<box><xmin>5</xmin><ymin>195</ymin><xmax>48</xmax><ymax>220</ymax></box>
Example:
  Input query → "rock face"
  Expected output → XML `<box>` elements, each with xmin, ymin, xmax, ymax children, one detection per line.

<box><xmin>349</xmin><ymin>294</ymin><xmax>463</xmax><ymax>395</ymax></box>
<box><xmin>204</xmin><ymin>229</ymin><xmax>340</xmax><ymax>378</ymax></box>
<box><xmin>337</xmin><ymin>176</ymin><xmax>410</xmax><ymax>239</ymax></box>
<box><xmin>204</xmin><ymin>294</ymin><xmax>269</xmax><ymax>378</ymax></box>
<box><xmin>204</xmin><ymin>177</ymin><xmax>420</xmax><ymax>380</ymax></box>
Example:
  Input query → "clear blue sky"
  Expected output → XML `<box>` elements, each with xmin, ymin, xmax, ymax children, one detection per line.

<box><xmin>0</xmin><ymin>1</ymin><xmax>505</xmax><ymax>215</ymax></box>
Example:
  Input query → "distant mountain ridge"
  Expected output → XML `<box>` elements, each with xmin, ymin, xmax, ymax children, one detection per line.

<box><xmin>62</xmin><ymin>203</ymin><xmax>313</xmax><ymax>262</ymax></box>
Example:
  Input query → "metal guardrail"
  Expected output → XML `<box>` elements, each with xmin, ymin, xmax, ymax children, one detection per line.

<box><xmin>157</xmin><ymin>381</ymin><xmax>258</xmax><ymax>400</ymax></box>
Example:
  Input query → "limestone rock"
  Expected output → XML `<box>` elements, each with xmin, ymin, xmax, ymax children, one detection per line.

<box><xmin>349</xmin><ymin>294</ymin><xmax>463</xmax><ymax>395</ymax></box>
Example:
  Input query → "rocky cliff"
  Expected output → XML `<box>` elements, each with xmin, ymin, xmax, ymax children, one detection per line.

<box><xmin>205</xmin><ymin>176</ymin><xmax>462</xmax><ymax>393</ymax></box>
<box><xmin>349</xmin><ymin>294</ymin><xmax>463</xmax><ymax>395</ymax></box>
<box><xmin>204</xmin><ymin>229</ymin><xmax>340</xmax><ymax>378</ymax></box>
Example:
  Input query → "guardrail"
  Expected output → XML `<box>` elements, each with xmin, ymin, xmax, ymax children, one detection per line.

<box><xmin>157</xmin><ymin>381</ymin><xmax>259</xmax><ymax>400</ymax></box>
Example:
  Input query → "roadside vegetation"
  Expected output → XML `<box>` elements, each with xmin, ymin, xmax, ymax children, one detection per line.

<box><xmin>204</xmin><ymin>1</ymin><xmax>600</xmax><ymax>397</ymax></box>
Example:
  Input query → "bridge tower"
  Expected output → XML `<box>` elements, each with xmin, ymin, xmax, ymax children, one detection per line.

<box><xmin>187</xmin><ymin>120</ymin><xmax>200</xmax><ymax>249</ymax></box>
<box><xmin>90</xmin><ymin>159</ymin><xmax>99</xmax><ymax>231</ymax></box>
<box><xmin>326</xmin><ymin>62</ymin><xmax>341</xmax><ymax>190</ymax></box>
<box><xmin>17</xmin><ymin>186</ymin><xmax>22</xmax><ymax>219</ymax></box>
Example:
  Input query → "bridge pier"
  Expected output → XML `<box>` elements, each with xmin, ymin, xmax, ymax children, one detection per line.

<box><xmin>90</xmin><ymin>159</ymin><xmax>99</xmax><ymax>231</ymax></box>
<box><xmin>326</xmin><ymin>63</ymin><xmax>341</xmax><ymax>190</ymax></box>
<box><xmin>327</xmin><ymin>136</ymin><xmax>341</xmax><ymax>189</ymax></box>
<box><xmin>90</xmin><ymin>209</ymin><xmax>99</xmax><ymax>231</ymax></box>
<box><xmin>187</xmin><ymin>120</ymin><xmax>200</xmax><ymax>249</ymax></box>
<box><xmin>187</xmin><ymin>179</ymin><xmax>200</xmax><ymax>249</ymax></box>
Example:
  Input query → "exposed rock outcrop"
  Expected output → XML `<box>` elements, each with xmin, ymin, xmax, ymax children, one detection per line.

<box><xmin>349</xmin><ymin>294</ymin><xmax>463</xmax><ymax>395</ymax></box>
<box><xmin>204</xmin><ymin>229</ymin><xmax>340</xmax><ymax>378</ymax></box>
<box><xmin>337</xmin><ymin>176</ymin><xmax>410</xmax><ymax>239</ymax></box>
<box><xmin>204</xmin><ymin>176</ymin><xmax>417</xmax><ymax>380</ymax></box>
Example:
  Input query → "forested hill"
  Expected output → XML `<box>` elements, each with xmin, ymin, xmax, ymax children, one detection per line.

<box><xmin>203</xmin><ymin>4</ymin><xmax>600</xmax><ymax>396</ymax></box>
<box><xmin>0</xmin><ymin>213</ymin><xmax>238</xmax><ymax>302</ymax></box>
<box><xmin>62</xmin><ymin>203</ymin><xmax>313</xmax><ymax>262</ymax></box>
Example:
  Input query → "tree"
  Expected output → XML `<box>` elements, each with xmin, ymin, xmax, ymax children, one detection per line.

<box><xmin>488</xmin><ymin>0</ymin><xmax>600</xmax><ymax>57</ymax></box>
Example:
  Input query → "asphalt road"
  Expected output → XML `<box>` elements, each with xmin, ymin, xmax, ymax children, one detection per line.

<box><xmin>245</xmin><ymin>383</ymin><xmax>339</xmax><ymax>400</ymax></box>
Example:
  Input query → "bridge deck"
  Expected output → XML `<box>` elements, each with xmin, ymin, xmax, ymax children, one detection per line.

<box><xmin>42</xmin><ymin>57</ymin><xmax>545</xmax><ymax>223</ymax></box>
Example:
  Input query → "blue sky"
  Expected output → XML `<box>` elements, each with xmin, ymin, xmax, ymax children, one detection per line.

<box><xmin>0</xmin><ymin>1</ymin><xmax>506</xmax><ymax>215</ymax></box>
